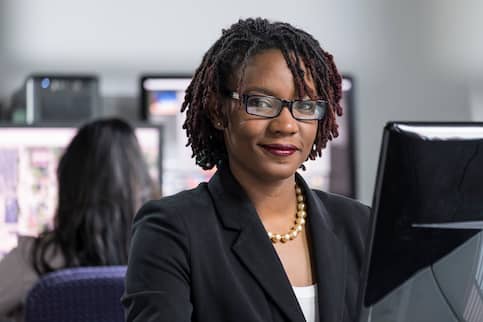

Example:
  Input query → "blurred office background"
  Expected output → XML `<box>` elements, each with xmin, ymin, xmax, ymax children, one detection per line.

<box><xmin>0</xmin><ymin>0</ymin><xmax>482</xmax><ymax>205</ymax></box>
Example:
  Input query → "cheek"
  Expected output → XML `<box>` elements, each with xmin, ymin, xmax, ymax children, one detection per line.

<box><xmin>226</xmin><ymin>112</ymin><xmax>265</xmax><ymax>143</ymax></box>
<box><xmin>227</xmin><ymin>122</ymin><xmax>262</xmax><ymax>147</ymax></box>
<box><xmin>224</xmin><ymin>117</ymin><xmax>251</xmax><ymax>151</ymax></box>
<box><xmin>304</xmin><ymin>122</ymin><xmax>318</xmax><ymax>143</ymax></box>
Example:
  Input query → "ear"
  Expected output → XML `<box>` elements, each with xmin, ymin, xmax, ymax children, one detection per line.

<box><xmin>211</xmin><ymin>117</ymin><xmax>224</xmax><ymax>130</ymax></box>
<box><xmin>207</xmin><ymin>92</ymin><xmax>228</xmax><ymax>130</ymax></box>
<box><xmin>208</xmin><ymin>106</ymin><xmax>225</xmax><ymax>130</ymax></box>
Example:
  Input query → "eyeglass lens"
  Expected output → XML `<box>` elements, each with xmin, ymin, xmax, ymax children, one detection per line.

<box><xmin>245</xmin><ymin>95</ymin><xmax>326</xmax><ymax>120</ymax></box>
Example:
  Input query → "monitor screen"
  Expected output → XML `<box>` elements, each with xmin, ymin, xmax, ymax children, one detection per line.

<box><xmin>141</xmin><ymin>75</ymin><xmax>356</xmax><ymax>197</ymax></box>
<box><xmin>0</xmin><ymin>124</ymin><xmax>161</xmax><ymax>258</ymax></box>
<box><xmin>358</xmin><ymin>122</ymin><xmax>483</xmax><ymax>322</ymax></box>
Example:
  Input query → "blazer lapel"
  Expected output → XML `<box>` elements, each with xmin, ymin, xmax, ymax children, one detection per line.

<box><xmin>232</xmin><ymin>225</ymin><xmax>306</xmax><ymax>322</ymax></box>
<box><xmin>208</xmin><ymin>166</ymin><xmax>306</xmax><ymax>322</ymax></box>
<box><xmin>299</xmin><ymin>174</ymin><xmax>348</xmax><ymax>322</ymax></box>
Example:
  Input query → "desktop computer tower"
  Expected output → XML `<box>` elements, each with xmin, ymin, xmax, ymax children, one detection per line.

<box><xmin>12</xmin><ymin>75</ymin><xmax>100</xmax><ymax>123</ymax></box>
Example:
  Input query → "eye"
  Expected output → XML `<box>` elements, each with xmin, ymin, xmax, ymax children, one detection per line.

<box><xmin>247</xmin><ymin>97</ymin><xmax>274</xmax><ymax>110</ymax></box>
<box><xmin>295</xmin><ymin>101</ymin><xmax>316</xmax><ymax>114</ymax></box>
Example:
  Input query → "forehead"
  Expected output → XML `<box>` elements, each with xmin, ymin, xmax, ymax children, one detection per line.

<box><xmin>235</xmin><ymin>49</ymin><xmax>315</xmax><ymax>97</ymax></box>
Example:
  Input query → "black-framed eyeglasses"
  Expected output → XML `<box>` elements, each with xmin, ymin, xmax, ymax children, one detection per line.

<box><xmin>230</xmin><ymin>92</ymin><xmax>328</xmax><ymax>121</ymax></box>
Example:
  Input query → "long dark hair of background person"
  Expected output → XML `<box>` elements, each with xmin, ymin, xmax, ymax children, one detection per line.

<box><xmin>31</xmin><ymin>118</ymin><xmax>158</xmax><ymax>274</ymax></box>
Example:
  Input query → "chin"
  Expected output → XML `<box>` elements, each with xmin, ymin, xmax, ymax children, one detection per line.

<box><xmin>258</xmin><ymin>163</ymin><xmax>300</xmax><ymax>181</ymax></box>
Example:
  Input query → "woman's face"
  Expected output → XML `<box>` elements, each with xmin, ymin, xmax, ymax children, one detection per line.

<box><xmin>222</xmin><ymin>48</ymin><xmax>318</xmax><ymax>183</ymax></box>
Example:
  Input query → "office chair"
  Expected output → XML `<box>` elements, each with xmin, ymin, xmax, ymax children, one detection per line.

<box><xmin>24</xmin><ymin>266</ymin><xmax>126</xmax><ymax>322</ymax></box>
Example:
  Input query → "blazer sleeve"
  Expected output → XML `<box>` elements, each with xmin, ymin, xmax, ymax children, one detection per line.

<box><xmin>122</xmin><ymin>199</ymin><xmax>192</xmax><ymax>322</ymax></box>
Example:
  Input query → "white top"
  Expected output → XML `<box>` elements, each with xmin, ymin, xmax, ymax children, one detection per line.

<box><xmin>293</xmin><ymin>284</ymin><xmax>319</xmax><ymax>322</ymax></box>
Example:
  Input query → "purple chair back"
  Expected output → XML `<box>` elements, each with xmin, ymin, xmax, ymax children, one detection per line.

<box><xmin>24</xmin><ymin>266</ymin><xmax>126</xmax><ymax>322</ymax></box>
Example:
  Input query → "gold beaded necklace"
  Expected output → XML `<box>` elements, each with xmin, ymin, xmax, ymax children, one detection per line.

<box><xmin>267</xmin><ymin>184</ymin><xmax>307</xmax><ymax>244</ymax></box>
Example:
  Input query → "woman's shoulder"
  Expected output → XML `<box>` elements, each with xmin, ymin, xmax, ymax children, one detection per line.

<box><xmin>0</xmin><ymin>236</ymin><xmax>39</xmax><ymax>288</ymax></box>
<box><xmin>0</xmin><ymin>236</ymin><xmax>38</xmax><ymax>318</ymax></box>
<box><xmin>311</xmin><ymin>189</ymin><xmax>370</xmax><ymax>233</ymax></box>
<box><xmin>12</xmin><ymin>235</ymin><xmax>65</xmax><ymax>271</ymax></box>
<box><xmin>311</xmin><ymin>189</ymin><xmax>370</xmax><ymax>264</ymax></box>
<box><xmin>312</xmin><ymin>189</ymin><xmax>369</xmax><ymax>214</ymax></box>
<box><xmin>16</xmin><ymin>235</ymin><xmax>37</xmax><ymax>251</ymax></box>
<box><xmin>2</xmin><ymin>236</ymin><xmax>37</xmax><ymax>265</ymax></box>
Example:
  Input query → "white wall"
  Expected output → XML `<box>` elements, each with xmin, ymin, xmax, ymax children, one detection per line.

<box><xmin>0</xmin><ymin>0</ymin><xmax>481</xmax><ymax>203</ymax></box>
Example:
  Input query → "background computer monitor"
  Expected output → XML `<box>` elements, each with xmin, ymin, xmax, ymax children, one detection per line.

<box><xmin>141</xmin><ymin>75</ymin><xmax>215</xmax><ymax>196</ymax></box>
<box><xmin>359</xmin><ymin>122</ymin><xmax>483</xmax><ymax>322</ymax></box>
<box><xmin>0</xmin><ymin>123</ymin><xmax>162</xmax><ymax>258</ymax></box>
<box><xmin>140</xmin><ymin>74</ymin><xmax>356</xmax><ymax>197</ymax></box>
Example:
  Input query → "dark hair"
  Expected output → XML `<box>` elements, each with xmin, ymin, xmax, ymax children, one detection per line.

<box><xmin>32</xmin><ymin>118</ymin><xmax>158</xmax><ymax>274</ymax></box>
<box><xmin>181</xmin><ymin>17</ymin><xmax>343</xmax><ymax>170</ymax></box>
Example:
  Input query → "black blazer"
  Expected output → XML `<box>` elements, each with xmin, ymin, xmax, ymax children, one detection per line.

<box><xmin>123</xmin><ymin>165</ymin><xmax>369</xmax><ymax>322</ymax></box>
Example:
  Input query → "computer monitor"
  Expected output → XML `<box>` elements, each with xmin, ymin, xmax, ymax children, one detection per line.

<box><xmin>140</xmin><ymin>74</ymin><xmax>356</xmax><ymax>197</ymax></box>
<box><xmin>0</xmin><ymin>123</ymin><xmax>162</xmax><ymax>258</ymax></box>
<box><xmin>304</xmin><ymin>75</ymin><xmax>356</xmax><ymax>197</ymax></box>
<box><xmin>358</xmin><ymin>122</ymin><xmax>483</xmax><ymax>322</ymax></box>
<box><xmin>140</xmin><ymin>75</ymin><xmax>215</xmax><ymax>196</ymax></box>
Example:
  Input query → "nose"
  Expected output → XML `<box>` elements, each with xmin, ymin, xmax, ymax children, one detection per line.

<box><xmin>268</xmin><ymin>106</ymin><xmax>298</xmax><ymax>135</ymax></box>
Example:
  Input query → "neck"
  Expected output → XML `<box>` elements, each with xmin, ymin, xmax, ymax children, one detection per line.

<box><xmin>227</xmin><ymin>162</ymin><xmax>298</xmax><ymax>222</ymax></box>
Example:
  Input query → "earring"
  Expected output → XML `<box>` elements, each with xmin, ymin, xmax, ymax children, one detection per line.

<box><xmin>216</xmin><ymin>121</ymin><xmax>223</xmax><ymax>129</ymax></box>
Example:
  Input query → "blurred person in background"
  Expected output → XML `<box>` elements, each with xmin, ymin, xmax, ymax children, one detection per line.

<box><xmin>0</xmin><ymin>118</ymin><xmax>158</xmax><ymax>322</ymax></box>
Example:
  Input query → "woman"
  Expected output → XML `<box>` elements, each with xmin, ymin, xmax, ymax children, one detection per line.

<box><xmin>123</xmin><ymin>18</ymin><xmax>369</xmax><ymax>322</ymax></box>
<box><xmin>0</xmin><ymin>118</ymin><xmax>158</xmax><ymax>321</ymax></box>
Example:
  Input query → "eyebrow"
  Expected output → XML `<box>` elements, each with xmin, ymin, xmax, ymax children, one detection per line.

<box><xmin>243</xmin><ymin>90</ymin><xmax>315</xmax><ymax>102</ymax></box>
<box><xmin>242</xmin><ymin>87</ymin><xmax>279</xmax><ymax>97</ymax></box>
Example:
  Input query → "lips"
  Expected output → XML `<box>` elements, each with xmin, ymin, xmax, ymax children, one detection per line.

<box><xmin>260</xmin><ymin>144</ymin><xmax>299</xmax><ymax>156</ymax></box>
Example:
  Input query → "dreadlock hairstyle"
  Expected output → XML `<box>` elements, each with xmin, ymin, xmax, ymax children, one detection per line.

<box><xmin>181</xmin><ymin>17</ymin><xmax>343</xmax><ymax>170</ymax></box>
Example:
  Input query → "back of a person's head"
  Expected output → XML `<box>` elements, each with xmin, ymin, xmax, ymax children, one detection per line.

<box><xmin>33</xmin><ymin>118</ymin><xmax>157</xmax><ymax>274</ymax></box>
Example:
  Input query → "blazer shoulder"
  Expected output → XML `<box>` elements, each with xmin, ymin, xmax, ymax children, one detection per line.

<box><xmin>312</xmin><ymin>189</ymin><xmax>370</xmax><ymax>235</ymax></box>
<box><xmin>312</xmin><ymin>190</ymin><xmax>371</xmax><ymax>270</ymax></box>
<box><xmin>314</xmin><ymin>190</ymin><xmax>369</xmax><ymax>214</ymax></box>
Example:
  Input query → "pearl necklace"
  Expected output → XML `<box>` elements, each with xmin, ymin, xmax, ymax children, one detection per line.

<box><xmin>267</xmin><ymin>184</ymin><xmax>307</xmax><ymax>244</ymax></box>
